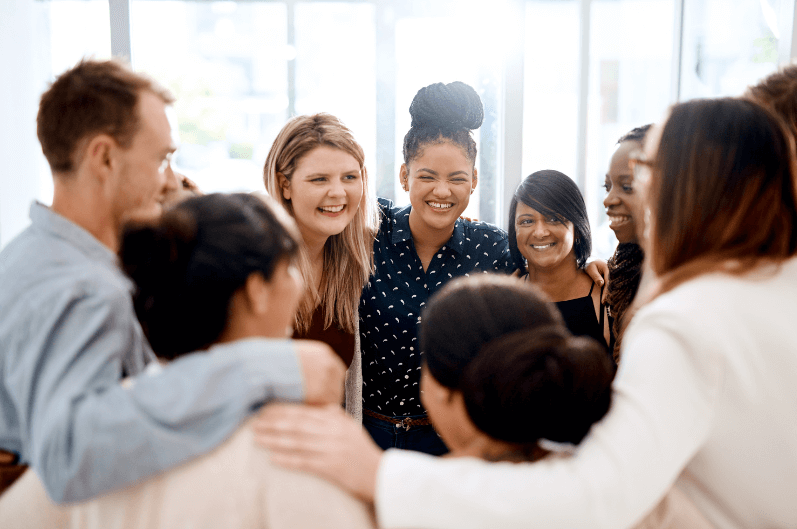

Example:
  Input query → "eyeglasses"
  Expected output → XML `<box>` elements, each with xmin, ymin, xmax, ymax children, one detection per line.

<box><xmin>627</xmin><ymin>150</ymin><xmax>656</xmax><ymax>183</ymax></box>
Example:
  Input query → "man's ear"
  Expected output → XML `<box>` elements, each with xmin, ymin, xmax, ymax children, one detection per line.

<box><xmin>83</xmin><ymin>134</ymin><xmax>116</xmax><ymax>182</ymax></box>
<box><xmin>244</xmin><ymin>272</ymin><xmax>270</xmax><ymax>315</ymax></box>
<box><xmin>399</xmin><ymin>164</ymin><xmax>409</xmax><ymax>192</ymax></box>
<box><xmin>278</xmin><ymin>173</ymin><xmax>291</xmax><ymax>201</ymax></box>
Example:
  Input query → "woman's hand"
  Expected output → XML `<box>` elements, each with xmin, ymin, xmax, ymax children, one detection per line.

<box><xmin>585</xmin><ymin>259</ymin><xmax>610</xmax><ymax>302</ymax></box>
<box><xmin>253</xmin><ymin>403</ymin><xmax>383</xmax><ymax>503</ymax></box>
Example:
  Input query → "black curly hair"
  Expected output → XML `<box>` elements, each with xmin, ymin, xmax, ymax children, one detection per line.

<box><xmin>617</xmin><ymin>124</ymin><xmax>652</xmax><ymax>144</ymax></box>
<box><xmin>606</xmin><ymin>124</ymin><xmax>652</xmax><ymax>362</ymax></box>
<box><xmin>402</xmin><ymin>81</ymin><xmax>484</xmax><ymax>166</ymax></box>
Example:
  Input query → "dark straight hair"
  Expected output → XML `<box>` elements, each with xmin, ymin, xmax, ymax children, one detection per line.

<box><xmin>508</xmin><ymin>170</ymin><xmax>592</xmax><ymax>270</ymax></box>
<box><xmin>119</xmin><ymin>193</ymin><xmax>300</xmax><ymax>359</ymax></box>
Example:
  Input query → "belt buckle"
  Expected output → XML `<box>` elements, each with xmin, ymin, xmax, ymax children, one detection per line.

<box><xmin>396</xmin><ymin>417</ymin><xmax>411</xmax><ymax>431</ymax></box>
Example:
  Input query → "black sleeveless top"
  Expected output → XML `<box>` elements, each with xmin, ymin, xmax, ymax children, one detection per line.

<box><xmin>555</xmin><ymin>282</ymin><xmax>614</xmax><ymax>360</ymax></box>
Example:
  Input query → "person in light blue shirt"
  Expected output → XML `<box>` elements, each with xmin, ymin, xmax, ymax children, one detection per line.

<box><xmin>0</xmin><ymin>58</ymin><xmax>344</xmax><ymax>503</ymax></box>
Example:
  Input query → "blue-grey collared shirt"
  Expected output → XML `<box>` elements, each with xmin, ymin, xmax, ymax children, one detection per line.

<box><xmin>0</xmin><ymin>203</ymin><xmax>303</xmax><ymax>503</ymax></box>
<box><xmin>360</xmin><ymin>199</ymin><xmax>514</xmax><ymax>416</ymax></box>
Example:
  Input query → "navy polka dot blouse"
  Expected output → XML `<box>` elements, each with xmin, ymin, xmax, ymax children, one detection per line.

<box><xmin>360</xmin><ymin>198</ymin><xmax>515</xmax><ymax>416</ymax></box>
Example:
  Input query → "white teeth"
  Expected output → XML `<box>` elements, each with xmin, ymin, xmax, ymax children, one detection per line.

<box><xmin>531</xmin><ymin>243</ymin><xmax>553</xmax><ymax>249</ymax></box>
<box><xmin>608</xmin><ymin>215</ymin><xmax>630</xmax><ymax>225</ymax></box>
<box><xmin>427</xmin><ymin>202</ymin><xmax>453</xmax><ymax>210</ymax></box>
<box><xmin>320</xmin><ymin>205</ymin><xmax>345</xmax><ymax>213</ymax></box>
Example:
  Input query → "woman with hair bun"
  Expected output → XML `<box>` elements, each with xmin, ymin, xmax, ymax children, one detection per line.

<box><xmin>419</xmin><ymin>274</ymin><xmax>613</xmax><ymax>462</ymax></box>
<box><xmin>356</xmin><ymin>81</ymin><xmax>511</xmax><ymax>455</ymax></box>
<box><xmin>419</xmin><ymin>274</ymin><xmax>710</xmax><ymax>529</ymax></box>
<box><xmin>264</xmin><ymin>113</ymin><xmax>378</xmax><ymax>419</ymax></box>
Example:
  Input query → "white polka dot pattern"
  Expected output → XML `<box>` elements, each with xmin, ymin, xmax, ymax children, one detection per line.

<box><xmin>360</xmin><ymin>198</ymin><xmax>514</xmax><ymax>416</ymax></box>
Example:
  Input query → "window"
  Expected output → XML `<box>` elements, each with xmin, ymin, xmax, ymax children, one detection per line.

<box><xmin>1</xmin><ymin>0</ymin><xmax>795</xmax><ymax>251</ymax></box>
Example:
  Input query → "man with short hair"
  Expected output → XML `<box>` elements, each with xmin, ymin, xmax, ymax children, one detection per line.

<box><xmin>0</xmin><ymin>58</ymin><xmax>344</xmax><ymax>503</ymax></box>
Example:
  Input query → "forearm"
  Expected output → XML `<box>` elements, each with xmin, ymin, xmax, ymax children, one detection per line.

<box><xmin>375</xmin><ymin>315</ymin><xmax>722</xmax><ymax>529</ymax></box>
<box><xmin>35</xmin><ymin>339</ymin><xmax>302</xmax><ymax>503</ymax></box>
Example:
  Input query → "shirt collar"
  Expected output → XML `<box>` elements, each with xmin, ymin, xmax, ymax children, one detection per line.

<box><xmin>390</xmin><ymin>204</ymin><xmax>465</xmax><ymax>255</ymax></box>
<box><xmin>29</xmin><ymin>202</ymin><xmax>121</xmax><ymax>271</ymax></box>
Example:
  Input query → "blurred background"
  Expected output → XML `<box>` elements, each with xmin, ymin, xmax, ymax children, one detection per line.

<box><xmin>2</xmin><ymin>0</ymin><xmax>795</xmax><ymax>258</ymax></box>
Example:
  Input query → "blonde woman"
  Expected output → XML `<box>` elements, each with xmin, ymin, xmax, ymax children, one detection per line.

<box><xmin>264</xmin><ymin>113</ymin><xmax>378</xmax><ymax>420</ymax></box>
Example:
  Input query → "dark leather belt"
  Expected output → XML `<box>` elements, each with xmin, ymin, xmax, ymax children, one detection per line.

<box><xmin>363</xmin><ymin>408</ymin><xmax>432</xmax><ymax>431</ymax></box>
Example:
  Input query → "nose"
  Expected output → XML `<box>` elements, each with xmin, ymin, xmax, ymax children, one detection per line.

<box><xmin>532</xmin><ymin>220</ymin><xmax>550</xmax><ymax>238</ymax></box>
<box><xmin>432</xmin><ymin>180</ymin><xmax>451</xmax><ymax>198</ymax></box>
<box><xmin>603</xmin><ymin>187</ymin><xmax>619</xmax><ymax>208</ymax></box>
<box><xmin>164</xmin><ymin>163</ymin><xmax>179</xmax><ymax>192</ymax></box>
<box><xmin>328</xmin><ymin>178</ymin><xmax>345</xmax><ymax>198</ymax></box>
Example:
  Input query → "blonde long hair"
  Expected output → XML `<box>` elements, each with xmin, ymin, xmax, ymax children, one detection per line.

<box><xmin>264</xmin><ymin>113</ymin><xmax>377</xmax><ymax>334</ymax></box>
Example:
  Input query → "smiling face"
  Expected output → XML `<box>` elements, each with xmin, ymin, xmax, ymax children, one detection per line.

<box><xmin>111</xmin><ymin>90</ymin><xmax>179</xmax><ymax>227</ymax></box>
<box><xmin>280</xmin><ymin>145</ymin><xmax>364</xmax><ymax>247</ymax></box>
<box><xmin>603</xmin><ymin>140</ymin><xmax>642</xmax><ymax>244</ymax></box>
<box><xmin>401</xmin><ymin>141</ymin><xmax>477</xmax><ymax>236</ymax></box>
<box><xmin>514</xmin><ymin>202</ymin><xmax>577</xmax><ymax>271</ymax></box>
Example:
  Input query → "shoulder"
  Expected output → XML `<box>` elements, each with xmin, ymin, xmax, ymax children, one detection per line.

<box><xmin>0</xmin><ymin>241</ymin><xmax>133</xmax><ymax>346</ymax></box>
<box><xmin>457</xmin><ymin>219</ymin><xmax>510</xmax><ymax>263</ymax></box>
<box><xmin>376</xmin><ymin>198</ymin><xmax>411</xmax><ymax>222</ymax></box>
<box><xmin>460</xmin><ymin>219</ymin><xmax>507</xmax><ymax>240</ymax></box>
<box><xmin>625</xmin><ymin>261</ymin><xmax>797</xmax><ymax>365</ymax></box>
<box><xmin>461</xmin><ymin>219</ymin><xmax>508</xmax><ymax>243</ymax></box>
<box><xmin>375</xmin><ymin>198</ymin><xmax>412</xmax><ymax>241</ymax></box>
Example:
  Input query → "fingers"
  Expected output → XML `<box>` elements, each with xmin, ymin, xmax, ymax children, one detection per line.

<box><xmin>294</xmin><ymin>341</ymin><xmax>346</xmax><ymax>405</ymax></box>
<box><xmin>253</xmin><ymin>402</ymin><xmax>382</xmax><ymax>502</ymax></box>
<box><xmin>255</xmin><ymin>404</ymin><xmax>333</xmax><ymax>440</ymax></box>
<box><xmin>585</xmin><ymin>259</ymin><xmax>610</xmax><ymax>302</ymax></box>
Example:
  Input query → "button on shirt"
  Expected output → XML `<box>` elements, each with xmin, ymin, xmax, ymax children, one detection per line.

<box><xmin>0</xmin><ymin>203</ymin><xmax>304</xmax><ymax>502</ymax></box>
<box><xmin>360</xmin><ymin>199</ymin><xmax>514</xmax><ymax>416</ymax></box>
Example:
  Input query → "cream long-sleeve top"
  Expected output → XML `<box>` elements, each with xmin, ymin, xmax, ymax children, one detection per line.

<box><xmin>375</xmin><ymin>257</ymin><xmax>797</xmax><ymax>529</ymax></box>
<box><xmin>0</xmin><ymin>418</ymin><xmax>375</xmax><ymax>529</ymax></box>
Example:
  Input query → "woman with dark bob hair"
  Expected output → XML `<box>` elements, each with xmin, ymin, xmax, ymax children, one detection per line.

<box><xmin>509</xmin><ymin>170</ymin><xmax>612</xmax><ymax>354</ymax></box>
<box><xmin>257</xmin><ymin>97</ymin><xmax>797</xmax><ymax>529</ymax></box>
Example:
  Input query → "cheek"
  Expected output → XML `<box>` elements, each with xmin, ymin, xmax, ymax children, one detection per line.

<box><xmin>349</xmin><ymin>183</ymin><xmax>365</xmax><ymax>208</ymax></box>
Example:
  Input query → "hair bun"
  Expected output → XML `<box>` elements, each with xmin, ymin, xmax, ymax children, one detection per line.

<box><xmin>409</xmin><ymin>81</ymin><xmax>484</xmax><ymax>131</ymax></box>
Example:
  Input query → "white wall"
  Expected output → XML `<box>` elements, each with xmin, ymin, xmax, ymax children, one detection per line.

<box><xmin>0</xmin><ymin>0</ymin><xmax>52</xmax><ymax>250</ymax></box>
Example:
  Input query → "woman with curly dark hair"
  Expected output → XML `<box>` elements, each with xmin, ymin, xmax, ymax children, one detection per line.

<box><xmin>604</xmin><ymin>124</ymin><xmax>652</xmax><ymax>362</ymax></box>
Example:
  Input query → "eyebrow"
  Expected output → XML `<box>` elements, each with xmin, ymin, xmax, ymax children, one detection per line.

<box><xmin>416</xmin><ymin>168</ymin><xmax>470</xmax><ymax>177</ymax></box>
<box><xmin>302</xmin><ymin>168</ymin><xmax>361</xmax><ymax>178</ymax></box>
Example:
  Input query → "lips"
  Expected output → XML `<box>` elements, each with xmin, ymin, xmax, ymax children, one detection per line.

<box><xmin>427</xmin><ymin>201</ymin><xmax>453</xmax><ymax>211</ymax></box>
<box><xmin>319</xmin><ymin>205</ymin><xmax>345</xmax><ymax>213</ymax></box>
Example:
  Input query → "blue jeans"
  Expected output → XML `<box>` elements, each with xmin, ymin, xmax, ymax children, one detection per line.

<box><xmin>363</xmin><ymin>410</ymin><xmax>449</xmax><ymax>456</ymax></box>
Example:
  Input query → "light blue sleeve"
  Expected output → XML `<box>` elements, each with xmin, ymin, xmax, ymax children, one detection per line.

<box><xmin>7</xmin><ymin>283</ymin><xmax>303</xmax><ymax>504</ymax></box>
